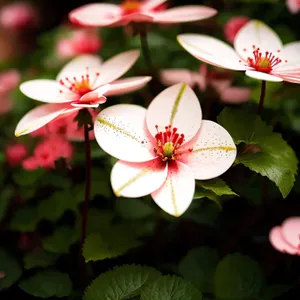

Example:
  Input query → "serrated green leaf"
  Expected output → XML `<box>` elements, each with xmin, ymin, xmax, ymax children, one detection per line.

<box><xmin>218</xmin><ymin>107</ymin><xmax>298</xmax><ymax>198</ymax></box>
<box><xmin>23</xmin><ymin>251</ymin><xmax>59</xmax><ymax>269</ymax></box>
<box><xmin>214</xmin><ymin>253</ymin><xmax>265</xmax><ymax>300</ymax></box>
<box><xmin>43</xmin><ymin>226</ymin><xmax>77</xmax><ymax>254</ymax></box>
<box><xmin>83</xmin><ymin>225</ymin><xmax>141</xmax><ymax>262</ymax></box>
<box><xmin>19</xmin><ymin>270</ymin><xmax>72</xmax><ymax>298</ymax></box>
<box><xmin>0</xmin><ymin>187</ymin><xmax>13</xmax><ymax>221</ymax></box>
<box><xmin>199</xmin><ymin>178</ymin><xmax>238</xmax><ymax>197</ymax></box>
<box><xmin>116</xmin><ymin>197</ymin><xmax>155</xmax><ymax>219</ymax></box>
<box><xmin>84</xmin><ymin>264</ymin><xmax>161</xmax><ymax>300</ymax></box>
<box><xmin>178</xmin><ymin>247</ymin><xmax>219</xmax><ymax>293</ymax></box>
<box><xmin>141</xmin><ymin>275</ymin><xmax>202</xmax><ymax>300</ymax></box>
<box><xmin>10</xmin><ymin>206</ymin><xmax>39</xmax><ymax>232</ymax></box>
<box><xmin>0</xmin><ymin>248</ymin><xmax>22</xmax><ymax>290</ymax></box>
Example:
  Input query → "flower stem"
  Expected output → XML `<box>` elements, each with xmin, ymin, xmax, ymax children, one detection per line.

<box><xmin>139</xmin><ymin>32</ymin><xmax>153</xmax><ymax>71</ymax></box>
<box><xmin>257</xmin><ymin>80</ymin><xmax>266</xmax><ymax>114</ymax></box>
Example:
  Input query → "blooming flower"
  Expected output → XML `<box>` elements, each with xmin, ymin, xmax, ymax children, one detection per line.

<box><xmin>94</xmin><ymin>83</ymin><xmax>236</xmax><ymax>216</ymax></box>
<box><xmin>177</xmin><ymin>20</ymin><xmax>300</xmax><ymax>83</ymax></box>
<box><xmin>223</xmin><ymin>16</ymin><xmax>249</xmax><ymax>44</ymax></box>
<box><xmin>5</xmin><ymin>143</ymin><xmax>28</xmax><ymax>167</ymax></box>
<box><xmin>22</xmin><ymin>136</ymin><xmax>74</xmax><ymax>171</ymax></box>
<box><xmin>286</xmin><ymin>0</ymin><xmax>300</xmax><ymax>14</ymax></box>
<box><xmin>69</xmin><ymin>0</ymin><xmax>217</xmax><ymax>27</ymax></box>
<box><xmin>269</xmin><ymin>217</ymin><xmax>300</xmax><ymax>255</ymax></box>
<box><xmin>0</xmin><ymin>69</ymin><xmax>20</xmax><ymax>114</ymax></box>
<box><xmin>56</xmin><ymin>28</ymin><xmax>102</xmax><ymax>59</ymax></box>
<box><xmin>160</xmin><ymin>65</ymin><xmax>250</xmax><ymax>104</ymax></box>
<box><xmin>15</xmin><ymin>50</ymin><xmax>151</xmax><ymax>137</ymax></box>
<box><xmin>0</xmin><ymin>2</ymin><xmax>38</xmax><ymax>30</ymax></box>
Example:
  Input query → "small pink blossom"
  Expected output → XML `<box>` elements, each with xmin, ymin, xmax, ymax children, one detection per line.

<box><xmin>69</xmin><ymin>0</ymin><xmax>217</xmax><ymax>27</ymax></box>
<box><xmin>0</xmin><ymin>2</ymin><xmax>38</xmax><ymax>30</ymax></box>
<box><xmin>94</xmin><ymin>83</ymin><xmax>236</xmax><ymax>216</ymax></box>
<box><xmin>0</xmin><ymin>272</ymin><xmax>5</xmax><ymax>279</ymax></box>
<box><xmin>0</xmin><ymin>69</ymin><xmax>20</xmax><ymax>114</ymax></box>
<box><xmin>5</xmin><ymin>143</ymin><xmax>28</xmax><ymax>167</ymax></box>
<box><xmin>178</xmin><ymin>20</ymin><xmax>300</xmax><ymax>83</ymax></box>
<box><xmin>15</xmin><ymin>51</ymin><xmax>151</xmax><ymax>137</ymax></box>
<box><xmin>269</xmin><ymin>217</ymin><xmax>300</xmax><ymax>255</ymax></box>
<box><xmin>160</xmin><ymin>65</ymin><xmax>250</xmax><ymax>104</ymax></box>
<box><xmin>224</xmin><ymin>16</ymin><xmax>249</xmax><ymax>44</ymax></box>
<box><xmin>22</xmin><ymin>156</ymin><xmax>39</xmax><ymax>171</ymax></box>
<box><xmin>287</xmin><ymin>0</ymin><xmax>300</xmax><ymax>14</ymax></box>
<box><xmin>57</xmin><ymin>29</ymin><xmax>102</xmax><ymax>59</ymax></box>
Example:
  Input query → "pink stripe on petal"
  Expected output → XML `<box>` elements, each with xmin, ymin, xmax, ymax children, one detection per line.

<box><xmin>151</xmin><ymin>161</ymin><xmax>195</xmax><ymax>217</ymax></box>
<box><xmin>146</xmin><ymin>83</ymin><xmax>202</xmax><ymax>143</ymax></box>
<box><xmin>281</xmin><ymin>217</ymin><xmax>300</xmax><ymax>249</ymax></box>
<box><xmin>153</xmin><ymin>5</ymin><xmax>217</xmax><ymax>24</ymax></box>
<box><xmin>111</xmin><ymin>159</ymin><xmax>168</xmax><ymax>198</ymax></box>
<box><xmin>94</xmin><ymin>104</ymin><xmax>156</xmax><ymax>163</ymax></box>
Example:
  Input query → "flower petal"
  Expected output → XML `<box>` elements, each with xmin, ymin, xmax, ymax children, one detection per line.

<box><xmin>119</xmin><ymin>13</ymin><xmax>153</xmax><ymax>25</ymax></box>
<box><xmin>105</xmin><ymin>76</ymin><xmax>152</xmax><ymax>96</ymax></box>
<box><xmin>219</xmin><ymin>87</ymin><xmax>251</xmax><ymax>104</ymax></box>
<box><xmin>153</xmin><ymin>5</ymin><xmax>217</xmax><ymax>23</ymax></box>
<box><xmin>151</xmin><ymin>161</ymin><xmax>195</xmax><ymax>217</ymax></box>
<box><xmin>269</xmin><ymin>226</ymin><xmax>298</xmax><ymax>255</ymax></box>
<box><xmin>111</xmin><ymin>159</ymin><xmax>168</xmax><ymax>198</ymax></box>
<box><xmin>146</xmin><ymin>83</ymin><xmax>202</xmax><ymax>143</ymax></box>
<box><xmin>56</xmin><ymin>54</ymin><xmax>102</xmax><ymax>83</ymax></box>
<box><xmin>69</xmin><ymin>3</ymin><xmax>122</xmax><ymax>27</ymax></box>
<box><xmin>181</xmin><ymin>120</ymin><xmax>236</xmax><ymax>180</ymax></box>
<box><xmin>160</xmin><ymin>69</ymin><xmax>196</xmax><ymax>87</ymax></box>
<box><xmin>15</xmin><ymin>104</ymin><xmax>78</xmax><ymax>137</ymax></box>
<box><xmin>275</xmin><ymin>41</ymin><xmax>300</xmax><ymax>72</ymax></box>
<box><xmin>245</xmin><ymin>70</ymin><xmax>283</xmax><ymax>82</ymax></box>
<box><xmin>94</xmin><ymin>104</ymin><xmax>156</xmax><ymax>163</ymax></box>
<box><xmin>142</xmin><ymin>0</ymin><xmax>167</xmax><ymax>10</ymax></box>
<box><xmin>281</xmin><ymin>217</ymin><xmax>300</xmax><ymax>249</ymax></box>
<box><xmin>279</xmin><ymin>75</ymin><xmax>300</xmax><ymax>84</ymax></box>
<box><xmin>177</xmin><ymin>34</ymin><xmax>246</xmax><ymax>71</ymax></box>
<box><xmin>234</xmin><ymin>20</ymin><xmax>283</xmax><ymax>61</ymax></box>
<box><xmin>94</xmin><ymin>50</ymin><xmax>140</xmax><ymax>87</ymax></box>
<box><xmin>20</xmin><ymin>80</ymin><xmax>76</xmax><ymax>103</ymax></box>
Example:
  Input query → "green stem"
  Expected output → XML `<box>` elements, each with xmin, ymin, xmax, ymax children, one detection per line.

<box><xmin>139</xmin><ymin>32</ymin><xmax>153</xmax><ymax>70</ymax></box>
<box><xmin>257</xmin><ymin>80</ymin><xmax>266</xmax><ymax>114</ymax></box>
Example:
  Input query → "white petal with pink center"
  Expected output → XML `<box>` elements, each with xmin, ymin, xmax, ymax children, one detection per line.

<box><xmin>146</xmin><ymin>83</ymin><xmax>202</xmax><ymax>143</ymax></box>
<box><xmin>151</xmin><ymin>161</ymin><xmax>195</xmax><ymax>217</ymax></box>
<box><xmin>111</xmin><ymin>159</ymin><xmax>168</xmax><ymax>198</ymax></box>
<box><xmin>15</xmin><ymin>104</ymin><xmax>80</xmax><ymax>137</ymax></box>
<box><xmin>269</xmin><ymin>226</ymin><xmax>299</xmax><ymax>255</ymax></box>
<box><xmin>94</xmin><ymin>104</ymin><xmax>156</xmax><ymax>163</ymax></box>
<box><xmin>245</xmin><ymin>70</ymin><xmax>283</xmax><ymax>82</ymax></box>
<box><xmin>281</xmin><ymin>217</ymin><xmax>300</xmax><ymax>249</ymax></box>
<box><xmin>181</xmin><ymin>120</ymin><xmax>236</xmax><ymax>180</ymax></box>
<box><xmin>177</xmin><ymin>34</ymin><xmax>246</xmax><ymax>71</ymax></box>
<box><xmin>20</xmin><ymin>80</ymin><xmax>77</xmax><ymax>103</ymax></box>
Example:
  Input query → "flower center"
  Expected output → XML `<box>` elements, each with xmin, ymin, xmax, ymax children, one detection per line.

<box><xmin>59</xmin><ymin>67</ymin><xmax>100</xmax><ymax>97</ymax></box>
<box><xmin>244</xmin><ymin>45</ymin><xmax>287</xmax><ymax>73</ymax></box>
<box><xmin>154</xmin><ymin>125</ymin><xmax>192</xmax><ymax>161</ymax></box>
<box><xmin>121</xmin><ymin>0</ymin><xmax>141</xmax><ymax>15</ymax></box>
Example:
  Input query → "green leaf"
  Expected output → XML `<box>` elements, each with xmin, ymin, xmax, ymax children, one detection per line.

<box><xmin>199</xmin><ymin>178</ymin><xmax>238</xmax><ymax>197</ymax></box>
<box><xmin>91</xmin><ymin>169</ymin><xmax>112</xmax><ymax>198</ymax></box>
<box><xmin>83</xmin><ymin>226</ymin><xmax>141</xmax><ymax>262</ymax></box>
<box><xmin>116</xmin><ymin>197</ymin><xmax>155</xmax><ymax>219</ymax></box>
<box><xmin>13</xmin><ymin>169</ymin><xmax>44</xmax><ymax>186</ymax></box>
<box><xmin>0</xmin><ymin>248</ymin><xmax>22</xmax><ymax>290</ymax></box>
<box><xmin>0</xmin><ymin>187</ymin><xmax>13</xmax><ymax>221</ymax></box>
<box><xmin>178</xmin><ymin>247</ymin><xmax>219</xmax><ymax>293</ymax></box>
<box><xmin>141</xmin><ymin>275</ymin><xmax>202</xmax><ymax>300</ymax></box>
<box><xmin>19</xmin><ymin>270</ymin><xmax>72</xmax><ymax>298</ymax></box>
<box><xmin>214</xmin><ymin>253</ymin><xmax>265</xmax><ymax>300</ymax></box>
<box><xmin>43</xmin><ymin>226</ymin><xmax>77</xmax><ymax>254</ymax></box>
<box><xmin>84</xmin><ymin>264</ymin><xmax>161</xmax><ymax>300</ymax></box>
<box><xmin>10</xmin><ymin>206</ymin><xmax>39</xmax><ymax>232</ymax></box>
<box><xmin>218</xmin><ymin>107</ymin><xmax>298</xmax><ymax>198</ymax></box>
<box><xmin>23</xmin><ymin>251</ymin><xmax>59</xmax><ymax>269</ymax></box>
<box><xmin>262</xmin><ymin>284</ymin><xmax>291</xmax><ymax>300</ymax></box>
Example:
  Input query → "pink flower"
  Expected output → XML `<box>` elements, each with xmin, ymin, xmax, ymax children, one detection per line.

<box><xmin>269</xmin><ymin>217</ymin><xmax>300</xmax><ymax>255</ymax></box>
<box><xmin>160</xmin><ymin>65</ymin><xmax>250</xmax><ymax>104</ymax></box>
<box><xmin>22</xmin><ymin>136</ymin><xmax>74</xmax><ymax>170</ymax></box>
<box><xmin>0</xmin><ymin>69</ymin><xmax>20</xmax><ymax>114</ymax></box>
<box><xmin>69</xmin><ymin>0</ymin><xmax>217</xmax><ymax>27</ymax></box>
<box><xmin>178</xmin><ymin>20</ymin><xmax>300</xmax><ymax>83</ymax></box>
<box><xmin>94</xmin><ymin>83</ymin><xmax>236</xmax><ymax>216</ymax></box>
<box><xmin>287</xmin><ymin>0</ymin><xmax>300</xmax><ymax>14</ymax></box>
<box><xmin>5</xmin><ymin>143</ymin><xmax>28</xmax><ymax>167</ymax></box>
<box><xmin>224</xmin><ymin>16</ymin><xmax>249</xmax><ymax>44</ymax></box>
<box><xmin>57</xmin><ymin>29</ymin><xmax>102</xmax><ymax>59</ymax></box>
<box><xmin>0</xmin><ymin>2</ymin><xmax>38</xmax><ymax>30</ymax></box>
<box><xmin>15</xmin><ymin>51</ymin><xmax>152</xmax><ymax>137</ymax></box>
